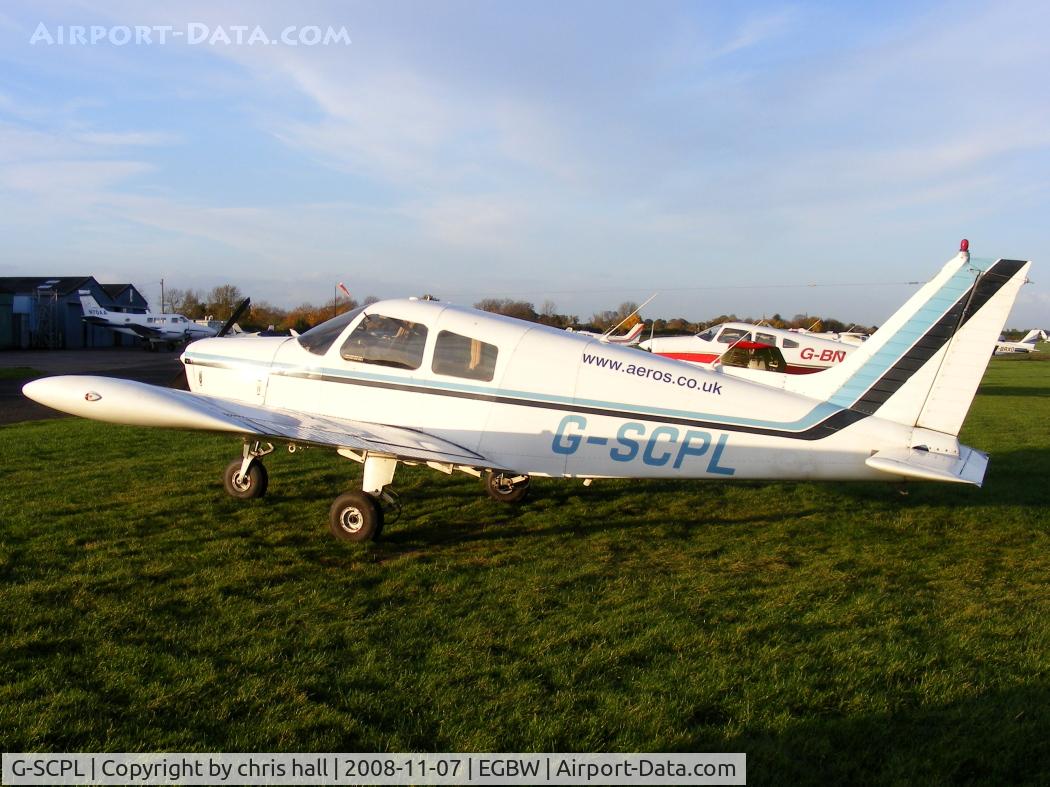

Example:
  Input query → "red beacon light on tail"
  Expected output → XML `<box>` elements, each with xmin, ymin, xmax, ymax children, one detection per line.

<box><xmin>960</xmin><ymin>239</ymin><xmax>969</xmax><ymax>253</ymax></box>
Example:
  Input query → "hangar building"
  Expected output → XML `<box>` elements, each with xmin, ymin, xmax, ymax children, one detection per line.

<box><xmin>0</xmin><ymin>277</ymin><xmax>149</xmax><ymax>349</ymax></box>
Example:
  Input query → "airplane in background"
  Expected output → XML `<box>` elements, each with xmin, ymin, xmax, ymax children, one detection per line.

<box><xmin>994</xmin><ymin>329</ymin><xmax>1047</xmax><ymax>354</ymax></box>
<box><xmin>79</xmin><ymin>290</ymin><xmax>220</xmax><ymax>350</ymax></box>
<box><xmin>816</xmin><ymin>330</ymin><xmax>870</xmax><ymax>346</ymax></box>
<box><xmin>564</xmin><ymin>322</ymin><xmax>645</xmax><ymax>345</ymax></box>
<box><xmin>641</xmin><ymin>321</ymin><xmax>858</xmax><ymax>374</ymax></box>
<box><xmin>25</xmin><ymin>242</ymin><xmax>1029</xmax><ymax>545</ymax></box>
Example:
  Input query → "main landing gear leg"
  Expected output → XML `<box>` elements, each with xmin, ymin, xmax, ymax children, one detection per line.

<box><xmin>329</xmin><ymin>455</ymin><xmax>398</xmax><ymax>543</ymax></box>
<box><xmin>483</xmin><ymin>470</ymin><xmax>531</xmax><ymax>504</ymax></box>
<box><xmin>223</xmin><ymin>441</ymin><xmax>273</xmax><ymax>499</ymax></box>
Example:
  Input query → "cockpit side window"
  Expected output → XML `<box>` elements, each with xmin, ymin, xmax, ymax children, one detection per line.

<box><xmin>297</xmin><ymin>306</ymin><xmax>366</xmax><ymax>356</ymax></box>
<box><xmin>697</xmin><ymin>328</ymin><xmax>717</xmax><ymax>341</ymax></box>
<box><xmin>717</xmin><ymin>327</ymin><xmax>749</xmax><ymax>344</ymax></box>
<box><xmin>340</xmin><ymin>314</ymin><xmax>428</xmax><ymax>370</ymax></box>
<box><xmin>432</xmin><ymin>331</ymin><xmax>498</xmax><ymax>381</ymax></box>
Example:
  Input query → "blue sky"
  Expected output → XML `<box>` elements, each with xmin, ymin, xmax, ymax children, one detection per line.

<box><xmin>1</xmin><ymin>1</ymin><xmax>1047</xmax><ymax>327</ymax></box>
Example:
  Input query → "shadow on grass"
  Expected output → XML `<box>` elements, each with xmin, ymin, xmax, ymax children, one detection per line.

<box><xmin>710</xmin><ymin>683</ymin><xmax>1050</xmax><ymax>785</ymax></box>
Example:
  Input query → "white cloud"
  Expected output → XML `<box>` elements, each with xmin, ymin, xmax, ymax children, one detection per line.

<box><xmin>713</xmin><ymin>8</ymin><xmax>796</xmax><ymax>58</ymax></box>
<box><xmin>74</xmin><ymin>130</ymin><xmax>181</xmax><ymax>147</ymax></box>
<box><xmin>0</xmin><ymin>159</ymin><xmax>153</xmax><ymax>194</ymax></box>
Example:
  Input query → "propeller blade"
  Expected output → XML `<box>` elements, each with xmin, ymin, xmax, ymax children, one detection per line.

<box><xmin>218</xmin><ymin>297</ymin><xmax>251</xmax><ymax>338</ymax></box>
<box><xmin>167</xmin><ymin>366</ymin><xmax>190</xmax><ymax>390</ymax></box>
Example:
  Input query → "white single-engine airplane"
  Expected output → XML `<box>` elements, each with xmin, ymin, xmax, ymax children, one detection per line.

<box><xmin>79</xmin><ymin>290</ymin><xmax>219</xmax><ymax>349</ymax></box>
<box><xmin>994</xmin><ymin>329</ymin><xmax>1047</xmax><ymax>354</ymax></box>
<box><xmin>25</xmin><ymin>243</ymin><xmax>1028</xmax><ymax>544</ymax></box>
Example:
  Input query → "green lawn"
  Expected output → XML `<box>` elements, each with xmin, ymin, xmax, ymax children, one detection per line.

<box><xmin>1</xmin><ymin>358</ymin><xmax>1048</xmax><ymax>784</ymax></box>
<box><xmin>0</xmin><ymin>366</ymin><xmax>43</xmax><ymax>381</ymax></box>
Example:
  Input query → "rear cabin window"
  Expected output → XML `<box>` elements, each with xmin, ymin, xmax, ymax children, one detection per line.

<box><xmin>756</xmin><ymin>332</ymin><xmax>777</xmax><ymax>346</ymax></box>
<box><xmin>782</xmin><ymin>338</ymin><xmax>799</xmax><ymax>349</ymax></box>
<box><xmin>340</xmin><ymin>314</ymin><xmax>428</xmax><ymax>370</ymax></box>
<box><xmin>432</xmin><ymin>331</ymin><xmax>498</xmax><ymax>381</ymax></box>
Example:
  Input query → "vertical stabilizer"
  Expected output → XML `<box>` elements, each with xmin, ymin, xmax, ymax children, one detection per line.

<box><xmin>786</xmin><ymin>244</ymin><xmax>1030</xmax><ymax>436</ymax></box>
<box><xmin>78</xmin><ymin>290</ymin><xmax>109</xmax><ymax>318</ymax></box>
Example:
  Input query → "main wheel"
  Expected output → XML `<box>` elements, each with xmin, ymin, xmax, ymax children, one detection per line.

<box><xmin>329</xmin><ymin>491</ymin><xmax>383</xmax><ymax>542</ymax></box>
<box><xmin>483</xmin><ymin>471</ymin><xmax>531</xmax><ymax>504</ymax></box>
<box><xmin>223</xmin><ymin>459</ymin><xmax>268</xmax><ymax>499</ymax></box>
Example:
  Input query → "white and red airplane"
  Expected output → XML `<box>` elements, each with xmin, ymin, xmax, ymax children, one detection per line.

<box><xmin>641</xmin><ymin>321</ymin><xmax>857</xmax><ymax>374</ymax></box>
<box><xmin>24</xmin><ymin>242</ymin><xmax>1028</xmax><ymax>544</ymax></box>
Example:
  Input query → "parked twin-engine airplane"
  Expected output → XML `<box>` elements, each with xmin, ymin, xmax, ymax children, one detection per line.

<box><xmin>25</xmin><ymin>242</ymin><xmax>1029</xmax><ymax>544</ymax></box>
<box><xmin>641</xmin><ymin>321</ymin><xmax>858</xmax><ymax>374</ymax></box>
<box><xmin>79</xmin><ymin>290</ymin><xmax>218</xmax><ymax>349</ymax></box>
<box><xmin>994</xmin><ymin>329</ymin><xmax>1047</xmax><ymax>354</ymax></box>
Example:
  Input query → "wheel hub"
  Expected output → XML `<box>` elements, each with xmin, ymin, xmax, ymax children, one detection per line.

<box><xmin>339</xmin><ymin>506</ymin><xmax>364</xmax><ymax>533</ymax></box>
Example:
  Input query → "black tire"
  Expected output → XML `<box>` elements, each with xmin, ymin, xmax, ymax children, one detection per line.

<box><xmin>223</xmin><ymin>459</ymin><xmax>268</xmax><ymax>499</ymax></box>
<box><xmin>329</xmin><ymin>492</ymin><xmax>383</xmax><ymax>542</ymax></box>
<box><xmin>483</xmin><ymin>471</ymin><xmax>531</xmax><ymax>504</ymax></box>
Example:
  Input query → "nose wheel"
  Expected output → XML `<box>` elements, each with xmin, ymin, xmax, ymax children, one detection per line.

<box><xmin>223</xmin><ymin>458</ymin><xmax>268</xmax><ymax>499</ymax></box>
<box><xmin>223</xmin><ymin>441</ymin><xmax>274</xmax><ymax>499</ymax></box>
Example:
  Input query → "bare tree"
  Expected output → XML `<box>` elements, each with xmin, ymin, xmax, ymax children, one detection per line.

<box><xmin>167</xmin><ymin>288</ymin><xmax>205</xmax><ymax>319</ymax></box>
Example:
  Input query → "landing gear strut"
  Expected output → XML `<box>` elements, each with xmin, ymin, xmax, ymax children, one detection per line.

<box><xmin>223</xmin><ymin>441</ymin><xmax>273</xmax><ymax>499</ymax></box>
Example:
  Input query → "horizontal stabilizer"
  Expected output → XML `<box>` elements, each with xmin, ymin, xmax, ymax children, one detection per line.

<box><xmin>865</xmin><ymin>446</ymin><xmax>988</xmax><ymax>486</ymax></box>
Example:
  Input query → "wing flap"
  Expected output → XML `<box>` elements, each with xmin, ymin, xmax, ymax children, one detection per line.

<box><xmin>865</xmin><ymin>445</ymin><xmax>988</xmax><ymax>486</ymax></box>
<box><xmin>22</xmin><ymin>376</ymin><xmax>487</xmax><ymax>466</ymax></box>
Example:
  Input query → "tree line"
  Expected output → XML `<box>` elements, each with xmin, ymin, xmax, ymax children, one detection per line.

<box><xmin>161</xmin><ymin>286</ymin><xmax>879</xmax><ymax>336</ymax></box>
<box><xmin>163</xmin><ymin>286</ymin><xmax>378</xmax><ymax>333</ymax></box>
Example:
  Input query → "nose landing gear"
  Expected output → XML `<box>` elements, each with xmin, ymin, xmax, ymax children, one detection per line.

<box><xmin>222</xmin><ymin>441</ymin><xmax>274</xmax><ymax>499</ymax></box>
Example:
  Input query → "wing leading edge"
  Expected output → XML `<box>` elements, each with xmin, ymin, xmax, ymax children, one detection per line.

<box><xmin>22</xmin><ymin>375</ymin><xmax>488</xmax><ymax>466</ymax></box>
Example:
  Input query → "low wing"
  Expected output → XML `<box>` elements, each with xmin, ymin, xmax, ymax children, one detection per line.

<box><xmin>22</xmin><ymin>375</ymin><xmax>488</xmax><ymax>466</ymax></box>
<box><xmin>124</xmin><ymin>323</ymin><xmax>167</xmax><ymax>338</ymax></box>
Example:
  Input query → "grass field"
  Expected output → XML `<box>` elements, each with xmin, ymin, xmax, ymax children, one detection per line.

<box><xmin>2</xmin><ymin>356</ymin><xmax>1048</xmax><ymax>784</ymax></box>
<box><xmin>0</xmin><ymin>367</ymin><xmax>43</xmax><ymax>381</ymax></box>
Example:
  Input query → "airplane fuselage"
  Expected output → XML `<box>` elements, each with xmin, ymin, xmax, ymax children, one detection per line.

<box><xmin>182</xmin><ymin>300</ymin><xmax>911</xmax><ymax>483</ymax></box>
<box><xmin>642</xmin><ymin>322</ymin><xmax>857</xmax><ymax>373</ymax></box>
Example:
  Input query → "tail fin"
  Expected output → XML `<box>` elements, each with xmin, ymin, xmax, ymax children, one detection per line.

<box><xmin>602</xmin><ymin>322</ymin><xmax>645</xmax><ymax>345</ymax></box>
<box><xmin>1020</xmin><ymin>329</ymin><xmax>1043</xmax><ymax>345</ymax></box>
<box><xmin>78</xmin><ymin>290</ymin><xmax>108</xmax><ymax>317</ymax></box>
<box><xmin>786</xmin><ymin>247</ymin><xmax>1030</xmax><ymax>437</ymax></box>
